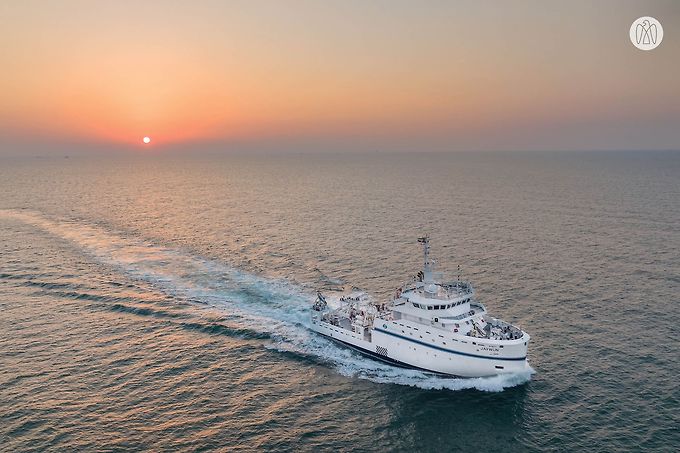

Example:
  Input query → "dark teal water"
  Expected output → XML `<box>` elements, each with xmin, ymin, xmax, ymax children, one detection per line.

<box><xmin>1</xmin><ymin>151</ymin><xmax>678</xmax><ymax>451</ymax></box>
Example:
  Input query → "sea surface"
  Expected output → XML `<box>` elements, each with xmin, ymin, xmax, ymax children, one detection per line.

<box><xmin>0</xmin><ymin>151</ymin><xmax>678</xmax><ymax>452</ymax></box>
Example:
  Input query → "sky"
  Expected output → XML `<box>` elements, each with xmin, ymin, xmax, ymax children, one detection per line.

<box><xmin>1</xmin><ymin>0</ymin><xmax>679</xmax><ymax>154</ymax></box>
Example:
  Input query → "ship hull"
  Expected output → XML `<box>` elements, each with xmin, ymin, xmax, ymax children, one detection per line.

<box><xmin>310</xmin><ymin>317</ymin><xmax>530</xmax><ymax>378</ymax></box>
<box><xmin>323</xmin><ymin>333</ymin><xmax>464</xmax><ymax>377</ymax></box>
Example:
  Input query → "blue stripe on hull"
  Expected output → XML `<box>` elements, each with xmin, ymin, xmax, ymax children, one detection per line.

<box><xmin>372</xmin><ymin>328</ymin><xmax>527</xmax><ymax>361</ymax></box>
<box><xmin>322</xmin><ymin>333</ymin><xmax>462</xmax><ymax>377</ymax></box>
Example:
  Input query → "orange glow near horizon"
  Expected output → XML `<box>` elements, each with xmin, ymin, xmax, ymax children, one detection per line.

<box><xmin>1</xmin><ymin>2</ymin><xmax>678</xmax><ymax>152</ymax></box>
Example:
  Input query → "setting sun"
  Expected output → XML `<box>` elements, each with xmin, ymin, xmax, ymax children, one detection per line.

<box><xmin>143</xmin><ymin>136</ymin><xmax>151</xmax><ymax>144</ymax></box>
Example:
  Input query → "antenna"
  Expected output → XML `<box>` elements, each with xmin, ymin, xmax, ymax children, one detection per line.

<box><xmin>417</xmin><ymin>235</ymin><xmax>433</xmax><ymax>283</ymax></box>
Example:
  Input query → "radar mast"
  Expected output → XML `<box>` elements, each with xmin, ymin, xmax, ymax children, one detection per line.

<box><xmin>417</xmin><ymin>236</ymin><xmax>436</xmax><ymax>293</ymax></box>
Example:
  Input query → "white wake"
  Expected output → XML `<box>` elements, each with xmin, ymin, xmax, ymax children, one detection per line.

<box><xmin>1</xmin><ymin>209</ymin><xmax>534</xmax><ymax>392</ymax></box>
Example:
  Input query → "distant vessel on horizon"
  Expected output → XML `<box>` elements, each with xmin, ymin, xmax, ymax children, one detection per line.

<box><xmin>311</xmin><ymin>237</ymin><xmax>531</xmax><ymax>378</ymax></box>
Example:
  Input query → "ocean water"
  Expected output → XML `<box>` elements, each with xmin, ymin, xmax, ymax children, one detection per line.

<box><xmin>0</xmin><ymin>151</ymin><xmax>678</xmax><ymax>451</ymax></box>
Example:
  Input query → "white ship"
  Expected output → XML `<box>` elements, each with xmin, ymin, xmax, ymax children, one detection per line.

<box><xmin>310</xmin><ymin>237</ymin><xmax>531</xmax><ymax>378</ymax></box>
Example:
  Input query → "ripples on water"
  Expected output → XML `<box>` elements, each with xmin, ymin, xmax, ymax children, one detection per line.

<box><xmin>1</xmin><ymin>151</ymin><xmax>678</xmax><ymax>451</ymax></box>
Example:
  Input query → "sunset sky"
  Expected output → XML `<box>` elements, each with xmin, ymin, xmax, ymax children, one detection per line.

<box><xmin>1</xmin><ymin>0</ymin><xmax>678</xmax><ymax>154</ymax></box>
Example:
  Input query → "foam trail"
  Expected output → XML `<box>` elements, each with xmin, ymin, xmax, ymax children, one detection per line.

<box><xmin>1</xmin><ymin>209</ymin><xmax>534</xmax><ymax>392</ymax></box>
